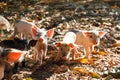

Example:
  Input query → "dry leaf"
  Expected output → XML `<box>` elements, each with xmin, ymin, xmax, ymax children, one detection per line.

<box><xmin>105</xmin><ymin>75</ymin><xmax>113</xmax><ymax>80</ymax></box>
<box><xmin>75</xmin><ymin>58</ymin><xmax>89</xmax><ymax>64</ymax></box>
<box><xmin>72</xmin><ymin>67</ymin><xmax>89</xmax><ymax>75</ymax></box>
<box><xmin>92</xmin><ymin>50</ymin><xmax>99</xmax><ymax>55</ymax></box>
<box><xmin>111</xmin><ymin>5</ymin><xmax>117</xmax><ymax>9</ymax></box>
<box><xmin>7</xmin><ymin>36</ymin><xmax>14</xmax><ymax>40</ymax></box>
<box><xmin>89</xmin><ymin>58</ymin><xmax>94</xmax><ymax>65</ymax></box>
<box><xmin>25</xmin><ymin>78</ymin><xmax>32</xmax><ymax>80</ymax></box>
<box><xmin>109</xmin><ymin>60</ymin><xmax>116</xmax><ymax>67</ymax></box>
<box><xmin>1</xmin><ymin>2</ymin><xmax>7</xmax><ymax>7</ymax></box>
<box><xmin>26</xmin><ymin>18</ymin><xmax>34</xmax><ymax>22</ymax></box>
<box><xmin>98</xmin><ymin>51</ymin><xmax>107</xmax><ymax>56</ymax></box>
<box><xmin>55</xmin><ymin>65</ymin><xmax>68</xmax><ymax>73</ymax></box>
<box><xmin>89</xmin><ymin>72</ymin><xmax>100</xmax><ymax>78</ymax></box>
<box><xmin>113</xmin><ymin>43</ymin><xmax>120</xmax><ymax>47</ymax></box>
<box><xmin>92</xmin><ymin>50</ymin><xmax>107</xmax><ymax>56</ymax></box>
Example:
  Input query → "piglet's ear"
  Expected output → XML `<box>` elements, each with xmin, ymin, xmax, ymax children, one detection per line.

<box><xmin>6</xmin><ymin>52</ymin><xmax>22</xmax><ymax>63</ymax></box>
<box><xmin>99</xmin><ymin>31</ymin><xmax>106</xmax><ymax>38</ymax></box>
<box><xmin>82</xmin><ymin>31</ymin><xmax>90</xmax><ymax>37</ymax></box>
<box><xmin>55</xmin><ymin>42</ymin><xmax>61</xmax><ymax>47</ymax></box>
<box><xmin>47</xmin><ymin>28</ymin><xmax>54</xmax><ymax>38</ymax></box>
<box><xmin>69</xmin><ymin>43</ymin><xmax>75</xmax><ymax>48</ymax></box>
<box><xmin>32</xmin><ymin>26</ymin><xmax>37</xmax><ymax>36</ymax></box>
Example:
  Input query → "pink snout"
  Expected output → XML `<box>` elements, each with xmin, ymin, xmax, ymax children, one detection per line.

<box><xmin>39</xmin><ymin>37</ymin><xmax>44</xmax><ymax>42</ymax></box>
<box><xmin>93</xmin><ymin>41</ymin><xmax>98</xmax><ymax>45</ymax></box>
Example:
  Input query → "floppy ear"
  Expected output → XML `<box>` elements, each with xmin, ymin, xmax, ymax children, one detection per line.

<box><xmin>82</xmin><ymin>31</ymin><xmax>90</xmax><ymax>37</ymax></box>
<box><xmin>32</xmin><ymin>26</ymin><xmax>37</xmax><ymax>36</ymax></box>
<box><xmin>69</xmin><ymin>43</ymin><xmax>75</xmax><ymax>48</ymax></box>
<box><xmin>6</xmin><ymin>51</ymin><xmax>22</xmax><ymax>63</ymax></box>
<box><xmin>99</xmin><ymin>31</ymin><xmax>106</xmax><ymax>38</ymax></box>
<box><xmin>47</xmin><ymin>28</ymin><xmax>54</xmax><ymax>38</ymax></box>
<box><xmin>55</xmin><ymin>42</ymin><xmax>61</xmax><ymax>47</ymax></box>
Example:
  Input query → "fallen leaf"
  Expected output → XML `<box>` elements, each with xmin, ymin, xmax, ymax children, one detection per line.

<box><xmin>109</xmin><ymin>60</ymin><xmax>116</xmax><ymax>67</ymax></box>
<box><xmin>89</xmin><ymin>58</ymin><xmax>96</xmax><ymax>66</ymax></box>
<box><xmin>111</xmin><ymin>5</ymin><xmax>118</xmax><ymax>9</ymax></box>
<box><xmin>75</xmin><ymin>58</ymin><xmax>89</xmax><ymax>64</ymax></box>
<box><xmin>105</xmin><ymin>75</ymin><xmax>113</xmax><ymax>80</ymax></box>
<box><xmin>25</xmin><ymin>78</ymin><xmax>33</xmax><ymax>80</ymax></box>
<box><xmin>112</xmin><ymin>43</ymin><xmax>120</xmax><ymax>47</ymax></box>
<box><xmin>98</xmin><ymin>51</ymin><xmax>107</xmax><ymax>56</ymax></box>
<box><xmin>72</xmin><ymin>67</ymin><xmax>89</xmax><ymax>75</ymax></box>
<box><xmin>1</xmin><ymin>2</ymin><xmax>7</xmax><ymax>7</ymax></box>
<box><xmin>92</xmin><ymin>50</ymin><xmax>107</xmax><ymax>56</ymax></box>
<box><xmin>92</xmin><ymin>50</ymin><xmax>99</xmax><ymax>55</ymax></box>
<box><xmin>55</xmin><ymin>65</ymin><xmax>68</xmax><ymax>73</ymax></box>
<box><xmin>89</xmin><ymin>72</ymin><xmax>100</xmax><ymax>78</ymax></box>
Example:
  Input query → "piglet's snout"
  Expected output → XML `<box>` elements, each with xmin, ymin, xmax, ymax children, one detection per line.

<box><xmin>93</xmin><ymin>41</ymin><xmax>98</xmax><ymax>45</ymax></box>
<box><xmin>39</xmin><ymin>37</ymin><xmax>44</xmax><ymax>42</ymax></box>
<box><xmin>93</xmin><ymin>38</ymin><xmax>100</xmax><ymax>46</ymax></box>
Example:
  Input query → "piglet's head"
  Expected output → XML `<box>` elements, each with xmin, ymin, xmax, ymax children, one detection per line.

<box><xmin>55</xmin><ymin>42</ymin><xmax>74</xmax><ymax>56</ymax></box>
<box><xmin>37</xmin><ymin>28</ymin><xmax>54</xmax><ymax>43</ymax></box>
<box><xmin>82</xmin><ymin>31</ymin><xmax>106</xmax><ymax>45</ymax></box>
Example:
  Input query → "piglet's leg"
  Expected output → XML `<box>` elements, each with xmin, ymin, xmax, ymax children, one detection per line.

<box><xmin>33</xmin><ymin>49</ymin><xmax>38</xmax><ymax>62</ymax></box>
<box><xmin>71</xmin><ymin>48</ymin><xmax>76</xmax><ymax>60</ymax></box>
<box><xmin>38</xmin><ymin>50</ymin><xmax>44</xmax><ymax>65</ymax></box>
<box><xmin>23</xmin><ymin>33</ymin><xmax>28</xmax><ymax>40</ymax></box>
<box><xmin>54</xmin><ymin>48</ymin><xmax>62</xmax><ymax>61</ymax></box>
<box><xmin>0</xmin><ymin>60</ymin><xmax>5</xmax><ymax>80</ymax></box>
<box><xmin>43</xmin><ymin>45</ymin><xmax>47</xmax><ymax>60</ymax></box>
<box><xmin>18</xmin><ymin>32</ymin><xmax>23</xmax><ymax>39</ymax></box>
<box><xmin>66</xmin><ymin>50</ymin><xmax>71</xmax><ymax>60</ymax></box>
<box><xmin>70</xmin><ymin>47</ymin><xmax>81</xmax><ymax>60</ymax></box>
<box><xmin>84</xmin><ymin>47</ymin><xmax>91</xmax><ymax>59</ymax></box>
<box><xmin>74</xmin><ymin>48</ymin><xmax>82</xmax><ymax>59</ymax></box>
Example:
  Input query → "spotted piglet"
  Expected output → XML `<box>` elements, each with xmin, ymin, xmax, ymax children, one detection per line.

<box><xmin>0</xmin><ymin>48</ymin><xmax>31</xmax><ymax>79</ymax></box>
<box><xmin>13</xmin><ymin>20</ymin><xmax>42</xmax><ymax>40</ymax></box>
<box><xmin>63</xmin><ymin>30</ymin><xmax>106</xmax><ymax>59</ymax></box>
<box><xmin>54</xmin><ymin>42</ymin><xmax>75</xmax><ymax>61</ymax></box>
<box><xmin>33</xmin><ymin>28</ymin><xmax>54</xmax><ymax>65</ymax></box>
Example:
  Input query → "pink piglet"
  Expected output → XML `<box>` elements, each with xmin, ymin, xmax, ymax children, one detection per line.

<box><xmin>63</xmin><ymin>30</ymin><xmax>106</xmax><ymax>59</ymax></box>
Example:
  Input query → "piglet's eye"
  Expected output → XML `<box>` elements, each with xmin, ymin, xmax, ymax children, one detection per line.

<box><xmin>89</xmin><ymin>35</ymin><xmax>93</xmax><ymax>38</ymax></box>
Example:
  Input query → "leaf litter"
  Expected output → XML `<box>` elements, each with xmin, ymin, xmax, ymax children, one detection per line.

<box><xmin>0</xmin><ymin>0</ymin><xmax>120</xmax><ymax>80</ymax></box>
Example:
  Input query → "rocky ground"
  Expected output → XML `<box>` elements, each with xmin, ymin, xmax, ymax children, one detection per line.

<box><xmin>0</xmin><ymin>0</ymin><xmax>120</xmax><ymax>80</ymax></box>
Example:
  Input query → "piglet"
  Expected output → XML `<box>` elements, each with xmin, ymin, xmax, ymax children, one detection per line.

<box><xmin>0</xmin><ymin>47</ymin><xmax>32</xmax><ymax>79</ymax></box>
<box><xmin>33</xmin><ymin>28</ymin><xmax>54</xmax><ymax>65</ymax></box>
<box><xmin>0</xmin><ymin>48</ymin><xmax>29</xmax><ymax>66</ymax></box>
<box><xmin>63</xmin><ymin>30</ymin><xmax>106</xmax><ymax>59</ymax></box>
<box><xmin>0</xmin><ymin>15</ymin><xmax>10</xmax><ymax>32</ymax></box>
<box><xmin>54</xmin><ymin>42</ymin><xmax>75</xmax><ymax>61</ymax></box>
<box><xmin>13</xmin><ymin>20</ymin><xmax>42</xmax><ymax>39</ymax></box>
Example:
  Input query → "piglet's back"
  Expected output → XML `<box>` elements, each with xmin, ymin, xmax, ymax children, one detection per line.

<box><xmin>14</xmin><ymin>20</ymin><xmax>34</xmax><ymax>32</ymax></box>
<box><xmin>0</xmin><ymin>15</ymin><xmax>10</xmax><ymax>31</ymax></box>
